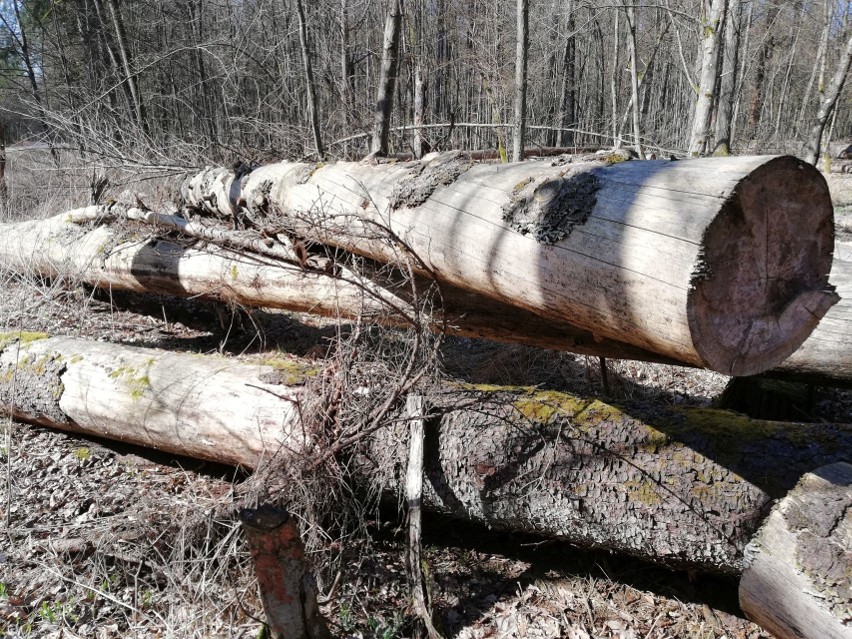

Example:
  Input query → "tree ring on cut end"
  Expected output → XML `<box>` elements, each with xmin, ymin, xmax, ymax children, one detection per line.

<box><xmin>687</xmin><ymin>156</ymin><xmax>837</xmax><ymax>377</ymax></box>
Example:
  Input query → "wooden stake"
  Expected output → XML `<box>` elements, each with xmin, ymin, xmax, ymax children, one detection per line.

<box><xmin>239</xmin><ymin>506</ymin><xmax>331</xmax><ymax>639</ymax></box>
<box><xmin>405</xmin><ymin>395</ymin><xmax>442</xmax><ymax>639</ymax></box>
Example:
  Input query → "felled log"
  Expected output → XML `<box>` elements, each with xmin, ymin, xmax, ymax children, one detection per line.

<box><xmin>772</xmin><ymin>243</ymin><xmax>852</xmax><ymax>387</ymax></box>
<box><xmin>1</xmin><ymin>332</ymin><xmax>850</xmax><ymax>574</ymax></box>
<box><xmin>182</xmin><ymin>154</ymin><xmax>838</xmax><ymax>376</ymax></box>
<box><xmin>0</xmin><ymin>207</ymin><xmax>682</xmax><ymax>362</ymax></box>
<box><xmin>739</xmin><ymin>462</ymin><xmax>851</xmax><ymax>639</ymax></box>
<box><xmin>0</xmin><ymin>207</ymin><xmax>410</xmax><ymax>323</ymax></box>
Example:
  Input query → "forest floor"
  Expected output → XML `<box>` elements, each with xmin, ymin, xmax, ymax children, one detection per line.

<box><xmin>0</xmin><ymin>157</ymin><xmax>850</xmax><ymax>638</ymax></box>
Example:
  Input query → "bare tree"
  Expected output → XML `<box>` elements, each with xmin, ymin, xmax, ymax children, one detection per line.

<box><xmin>714</xmin><ymin>0</ymin><xmax>741</xmax><ymax>155</ymax></box>
<box><xmin>805</xmin><ymin>32</ymin><xmax>852</xmax><ymax>165</ymax></box>
<box><xmin>512</xmin><ymin>0</ymin><xmax>530</xmax><ymax>162</ymax></box>
<box><xmin>295</xmin><ymin>0</ymin><xmax>324</xmax><ymax>160</ymax></box>
<box><xmin>371</xmin><ymin>0</ymin><xmax>403</xmax><ymax>157</ymax></box>
<box><xmin>689</xmin><ymin>0</ymin><xmax>726</xmax><ymax>157</ymax></box>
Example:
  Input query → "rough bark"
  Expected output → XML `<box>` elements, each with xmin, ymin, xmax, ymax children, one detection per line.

<box><xmin>1</xmin><ymin>334</ymin><xmax>851</xmax><ymax>575</ymax></box>
<box><xmin>182</xmin><ymin>154</ymin><xmax>838</xmax><ymax>377</ymax></box>
<box><xmin>739</xmin><ymin>462</ymin><xmax>851</xmax><ymax>639</ymax></box>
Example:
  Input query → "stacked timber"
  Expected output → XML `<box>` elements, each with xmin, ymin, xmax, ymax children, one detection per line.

<box><xmin>0</xmin><ymin>333</ymin><xmax>849</xmax><ymax>577</ymax></box>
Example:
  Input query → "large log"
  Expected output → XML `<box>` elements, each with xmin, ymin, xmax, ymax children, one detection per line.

<box><xmin>0</xmin><ymin>207</ymin><xmax>682</xmax><ymax>362</ymax></box>
<box><xmin>3</xmin><ymin>207</ymin><xmax>851</xmax><ymax>383</ymax></box>
<box><xmin>771</xmin><ymin>242</ymin><xmax>852</xmax><ymax>386</ymax></box>
<box><xmin>739</xmin><ymin>462</ymin><xmax>851</xmax><ymax>639</ymax></box>
<box><xmin>182</xmin><ymin>154</ymin><xmax>838</xmax><ymax>376</ymax></box>
<box><xmin>1</xmin><ymin>332</ymin><xmax>849</xmax><ymax>574</ymax></box>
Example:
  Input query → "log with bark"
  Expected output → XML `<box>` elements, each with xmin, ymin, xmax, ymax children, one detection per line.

<box><xmin>1</xmin><ymin>205</ymin><xmax>850</xmax><ymax>384</ymax></box>
<box><xmin>739</xmin><ymin>462</ymin><xmax>851</xmax><ymax>639</ymax></box>
<box><xmin>1</xmin><ymin>332</ymin><xmax>849</xmax><ymax>575</ymax></box>
<box><xmin>182</xmin><ymin>154</ymin><xmax>838</xmax><ymax>376</ymax></box>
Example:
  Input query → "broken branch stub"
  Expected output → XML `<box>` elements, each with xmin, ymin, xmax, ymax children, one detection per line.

<box><xmin>182</xmin><ymin>154</ymin><xmax>837</xmax><ymax>376</ymax></box>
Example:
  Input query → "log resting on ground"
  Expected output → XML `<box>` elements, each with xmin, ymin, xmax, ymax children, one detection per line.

<box><xmin>739</xmin><ymin>462</ymin><xmax>851</xmax><ymax>639</ymax></box>
<box><xmin>1</xmin><ymin>207</ymin><xmax>850</xmax><ymax>382</ymax></box>
<box><xmin>0</xmin><ymin>207</ymin><xmax>685</xmax><ymax>362</ymax></box>
<box><xmin>182</xmin><ymin>154</ymin><xmax>838</xmax><ymax>376</ymax></box>
<box><xmin>771</xmin><ymin>242</ymin><xmax>852</xmax><ymax>386</ymax></box>
<box><xmin>1</xmin><ymin>333</ymin><xmax>849</xmax><ymax>574</ymax></box>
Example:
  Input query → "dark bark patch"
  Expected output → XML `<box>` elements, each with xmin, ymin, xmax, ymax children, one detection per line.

<box><xmin>502</xmin><ymin>170</ymin><xmax>600</xmax><ymax>243</ymax></box>
<box><xmin>0</xmin><ymin>350</ymin><xmax>67</xmax><ymax>423</ymax></box>
<box><xmin>389</xmin><ymin>152</ymin><xmax>472</xmax><ymax>209</ymax></box>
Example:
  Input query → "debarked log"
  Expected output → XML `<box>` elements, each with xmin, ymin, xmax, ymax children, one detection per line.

<box><xmin>182</xmin><ymin>154</ymin><xmax>838</xmax><ymax>376</ymax></box>
<box><xmin>771</xmin><ymin>243</ymin><xmax>852</xmax><ymax>387</ymax></box>
<box><xmin>1</xmin><ymin>333</ymin><xmax>850</xmax><ymax>574</ymax></box>
<box><xmin>0</xmin><ymin>207</ymin><xmax>684</xmax><ymax>362</ymax></box>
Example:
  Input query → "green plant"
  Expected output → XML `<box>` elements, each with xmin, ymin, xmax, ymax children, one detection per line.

<box><xmin>0</xmin><ymin>582</ymin><xmax>7</xmax><ymax>597</ymax></box>
<box><xmin>73</xmin><ymin>447</ymin><xmax>91</xmax><ymax>462</ymax></box>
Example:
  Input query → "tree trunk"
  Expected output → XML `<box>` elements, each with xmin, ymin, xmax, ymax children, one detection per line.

<box><xmin>739</xmin><ymin>462</ymin><xmax>851</xmax><ymax>639</ymax></box>
<box><xmin>511</xmin><ymin>0</ymin><xmax>529</xmax><ymax>162</ymax></box>
<box><xmin>295</xmin><ymin>0</ymin><xmax>324</xmax><ymax>161</ymax></box>
<box><xmin>624</xmin><ymin>3</ymin><xmax>644</xmax><ymax>159</ymax></box>
<box><xmin>713</xmin><ymin>0</ymin><xmax>741</xmax><ymax>155</ymax></box>
<box><xmin>804</xmin><ymin>32</ymin><xmax>852</xmax><ymax>166</ymax></box>
<box><xmin>555</xmin><ymin>3</ymin><xmax>576</xmax><ymax>148</ymax></box>
<box><xmin>106</xmin><ymin>0</ymin><xmax>146</xmax><ymax>133</ymax></box>
<box><xmin>771</xmin><ymin>244</ymin><xmax>852</xmax><ymax>386</ymax></box>
<box><xmin>371</xmin><ymin>0</ymin><xmax>403</xmax><ymax>157</ymax></box>
<box><xmin>689</xmin><ymin>0</ymin><xmax>726</xmax><ymax>157</ymax></box>
<box><xmin>182</xmin><ymin>154</ymin><xmax>837</xmax><ymax>377</ymax></box>
<box><xmin>1</xmin><ymin>334</ymin><xmax>850</xmax><ymax>575</ymax></box>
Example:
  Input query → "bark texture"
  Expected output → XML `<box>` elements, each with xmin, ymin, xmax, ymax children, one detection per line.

<box><xmin>182</xmin><ymin>154</ymin><xmax>837</xmax><ymax>376</ymax></box>
<box><xmin>739</xmin><ymin>462</ymin><xmax>851</xmax><ymax>639</ymax></box>
<box><xmin>1</xmin><ymin>333</ymin><xmax>850</xmax><ymax>575</ymax></box>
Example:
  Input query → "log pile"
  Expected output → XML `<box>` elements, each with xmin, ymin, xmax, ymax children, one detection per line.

<box><xmin>0</xmin><ymin>154</ymin><xmax>846</xmax><ymax>381</ymax></box>
<box><xmin>0</xmin><ymin>333</ymin><xmax>849</xmax><ymax>577</ymax></box>
<box><xmin>1</xmin><ymin>152</ymin><xmax>850</xmax><ymax>637</ymax></box>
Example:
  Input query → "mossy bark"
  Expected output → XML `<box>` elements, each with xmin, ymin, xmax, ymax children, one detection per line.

<box><xmin>1</xmin><ymin>334</ymin><xmax>849</xmax><ymax>575</ymax></box>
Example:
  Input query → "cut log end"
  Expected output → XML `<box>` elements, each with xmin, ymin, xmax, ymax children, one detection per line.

<box><xmin>688</xmin><ymin>156</ymin><xmax>837</xmax><ymax>376</ymax></box>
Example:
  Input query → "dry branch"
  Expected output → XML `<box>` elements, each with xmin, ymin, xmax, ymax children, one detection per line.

<box><xmin>1</xmin><ymin>333</ymin><xmax>849</xmax><ymax>575</ymax></box>
<box><xmin>182</xmin><ymin>154</ymin><xmax>837</xmax><ymax>376</ymax></box>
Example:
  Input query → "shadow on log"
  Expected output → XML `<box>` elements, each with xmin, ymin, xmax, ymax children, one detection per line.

<box><xmin>0</xmin><ymin>332</ymin><xmax>849</xmax><ymax>575</ymax></box>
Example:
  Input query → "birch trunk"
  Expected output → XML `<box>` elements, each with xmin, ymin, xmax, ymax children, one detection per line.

<box><xmin>689</xmin><ymin>0</ymin><xmax>726</xmax><ymax>157</ymax></box>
